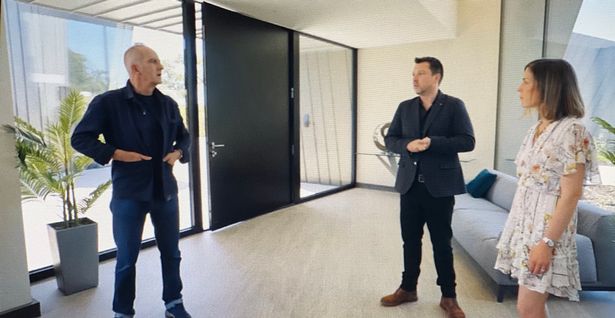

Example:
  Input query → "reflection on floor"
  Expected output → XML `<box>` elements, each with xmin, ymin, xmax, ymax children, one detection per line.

<box><xmin>31</xmin><ymin>188</ymin><xmax>615</xmax><ymax>318</ymax></box>
<box><xmin>300</xmin><ymin>182</ymin><xmax>338</xmax><ymax>197</ymax></box>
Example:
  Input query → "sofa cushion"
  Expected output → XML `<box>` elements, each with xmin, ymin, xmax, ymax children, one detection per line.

<box><xmin>453</xmin><ymin>208</ymin><xmax>509</xmax><ymax>241</ymax></box>
<box><xmin>484</xmin><ymin>169</ymin><xmax>518</xmax><ymax>211</ymax></box>
<box><xmin>575</xmin><ymin>201</ymin><xmax>615</xmax><ymax>287</ymax></box>
<box><xmin>577</xmin><ymin>201</ymin><xmax>614</xmax><ymax>236</ymax></box>
<box><xmin>576</xmin><ymin>234</ymin><xmax>597</xmax><ymax>283</ymax></box>
<box><xmin>467</xmin><ymin>169</ymin><xmax>497</xmax><ymax>198</ymax></box>
<box><xmin>455</xmin><ymin>193</ymin><xmax>508</xmax><ymax>214</ymax></box>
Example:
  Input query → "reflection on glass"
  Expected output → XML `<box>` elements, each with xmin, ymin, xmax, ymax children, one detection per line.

<box><xmin>4</xmin><ymin>0</ymin><xmax>195</xmax><ymax>270</ymax></box>
<box><xmin>299</xmin><ymin>35</ymin><xmax>353</xmax><ymax>197</ymax></box>
<box><xmin>196</xmin><ymin>36</ymin><xmax>211</xmax><ymax>229</ymax></box>
<box><xmin>565</xmin><ymin>0</ymin><xmax>615</xmax><ymax>139</ymax></box>
<box><xmin>563</xmin><ymin>0</ymin><xmax>615</xmax><ymax>198</ymax></box>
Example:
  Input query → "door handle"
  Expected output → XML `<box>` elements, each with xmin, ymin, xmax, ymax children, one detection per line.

<box><xmin>210</xmin><ymin>142</ymin><xmax>225</xmax><ymax>158</ymax></box>
<box><xmin>210</xmin><ymin>142</ymin><xmax>226</xmax><ymax>149</ymax></box>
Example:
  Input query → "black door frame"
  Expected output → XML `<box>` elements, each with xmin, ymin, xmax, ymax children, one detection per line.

<box><xmin>183</xmin><ymin>0</ymin><xmax>204</xmax><ymax>232</ymax></box>
<box><xmin>290</xmin><ymin>32</ymin><xmax>357</xmax><ymax>203</ymax></box>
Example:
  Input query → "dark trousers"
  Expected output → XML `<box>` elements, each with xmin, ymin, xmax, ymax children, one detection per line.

<box><xmin>110</xmin><ymin>196</ymin><xmax>183</xmax><ymax>315</ymax></box>
<box><xmin>399</xmin><ymin>181</ymin><xmax>457</xmax><ymax>298</ymax></box>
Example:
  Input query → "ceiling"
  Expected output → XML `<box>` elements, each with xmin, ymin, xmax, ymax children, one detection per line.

<box><xmin>19</xmin><ymin>0</ymin><xmax>458</xmax><ymax>48</ymax></box>
<box><xmin>207</xmin><ymin>0</ymin><xmax>458</xmax><ymax>48</ymax></box>
<box><xmin>20</xmin><ymin>0</ymin><xmax>197</xmax><ymax>37</ymax></box>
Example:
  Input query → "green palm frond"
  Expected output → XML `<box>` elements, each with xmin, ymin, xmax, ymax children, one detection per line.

<box><xmin>59</xmin><ymin>90</ymin><xmax>86</xmax><ymax>133</ymax></box>
<box><xmin>20</xmin><ymin>169</ymin><xmax>54</xmax><ymax>200</ymax></box>
<box><xmin>14</xmin><ymin>141</ymin><xmax>46</xmax><ymax>166</ymax></box>
<box><xmin>592</xmin><ymin>117</ymin><xmax>615</xmax><ymax>166</ymax></box>
<box><xmin>78</xmin><ymin>180</ymin><xmax>112</xmax><ymax>214</ymax></box>
<box><xmin>72</xmin><ymin>155</ymin><xmax>94</xmax><ymax>173</ymax></box>
<box><xmin>5</xmin><ymin>88</ymin><xmax>111</xmax><ymax>226</ymax></box>
<box><xmin>46</xmin><ymin>123</ymin><xmax>66</xmax><ymax>148</ymax></box>
<box><xmin>12</xmin><ymin>117</ymin><xmax>46</xmax><ymax>146</ymax></box>
<box><xmin>46</xmin><ymin>123</ymin><xmax>72</xmax><ymax>164</ymax></box>
<box><xmin>593</xmin><ymin>117</ymin><xmax>615</xmax><ymax>135</ymax></box>
<box><xmin>6</xmin><ymin>118</ymin><xmax>47</xmax><ymax>164</ymax></box>
<box><xmin>26</xmin><ymin>149</ymin><xmax>62</xmax><ymax>172</ymax></box>
<box><xmin>599</xmin><ymin>150</ymin><xmax>615</xmax><ymax>165</ymax></box>
<box><xmin>23</xmin><ymin>163</ymin><xmax>64</xmax><ymax>195</ymax></box>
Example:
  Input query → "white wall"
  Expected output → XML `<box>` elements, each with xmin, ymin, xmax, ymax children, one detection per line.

<box><xmin>0</xmin><ymin>3</ymin><xmax>34</xmax><ymax>313</ymax></box>
<box><xmin>357</xmin><ymin>0</ymin><xmax>501</xmax><ymax>187</ymax></box>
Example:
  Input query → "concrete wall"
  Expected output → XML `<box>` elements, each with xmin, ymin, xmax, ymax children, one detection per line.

<box><xmin>0</xmin><ymin>2</ymin><xmax>34</xmax><ymax>313</ymax></box>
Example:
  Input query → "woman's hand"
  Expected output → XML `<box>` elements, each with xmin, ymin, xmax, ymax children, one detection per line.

<box><xmin>528</xmin><ymin>241</ymin><xmax>554</xmax><ymax>275</ymax></box>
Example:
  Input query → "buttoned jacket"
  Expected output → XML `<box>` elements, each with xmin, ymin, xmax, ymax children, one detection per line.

<box><xmin>385</xmin><ymin>91</ymin><xmax>475</xmax><ymax>197</ymax></box>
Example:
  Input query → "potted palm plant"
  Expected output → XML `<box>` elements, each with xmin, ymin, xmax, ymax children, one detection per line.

<box><xmin>5</xmin><ymin>89</ymin><xmax>111</xmax><ymax>295</ymax></box>
<box><xmin>593</xmin><ymin>117</ymin><xmax>615</xmax><ymax>165</ymax></box>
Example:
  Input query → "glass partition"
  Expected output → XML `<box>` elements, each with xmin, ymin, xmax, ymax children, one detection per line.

<box><xmin>546</xmin><ymin>0</ymin><xmax>615</xmax><ymax>209</ymax></box>
<box><xmin>299</xmin><ymin>35</ymin><xmax>353</xmax><ymax>198</ymax></box>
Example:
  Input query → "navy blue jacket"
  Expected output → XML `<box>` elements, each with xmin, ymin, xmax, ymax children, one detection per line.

<box><xmin>71</xmin><ymin>82</ymin><xmax>190</xmax><ymax>201</ymax></box>
<box><xmin>385</xmin><ymin>91</ymin><xmax>475</xmax><ymax>197</ymax></box>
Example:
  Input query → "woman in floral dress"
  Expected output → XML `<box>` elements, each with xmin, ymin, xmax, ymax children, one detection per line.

<box><xmin>494</xmin><ymin>59</ymin><xmax>600</xmax><ymax>318</ymax></box>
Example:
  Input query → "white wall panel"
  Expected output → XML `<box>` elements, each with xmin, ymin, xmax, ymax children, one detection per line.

<box><xmin>357</xmin><ymin>0</ymin><xmax>501</xmax><ymax>187</ymax></box>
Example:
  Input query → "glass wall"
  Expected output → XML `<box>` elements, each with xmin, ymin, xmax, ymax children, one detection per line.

<box><xmin>4</xmin><ymin>0</ymin><xmax>195</xmax><ymax>271</ymax></box>
<box><xmin>299</xmin><ymin>35</ymin><xmax>353</xmax><ymax>198</ymax></box>
<box><xmin>545</xmin><ymin>0</ymin><xmax>615</xmax><ymax>210</ymax></box>
<box><xmin>497</xmin><ymin>0</ymin><xmax>614</xmax><ymax>210</ymax></box>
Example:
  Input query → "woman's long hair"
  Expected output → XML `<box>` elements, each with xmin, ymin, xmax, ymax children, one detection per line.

<box><xmin>525</xmin><ymin>59</ymin><xmax>585</xmax><ymax>120</ymax></box>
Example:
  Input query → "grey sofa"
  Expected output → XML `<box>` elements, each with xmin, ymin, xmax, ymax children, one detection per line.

<box><xmin>452</xmin><ymin>169</ymin><xmax>615</xmax><ymax>302</ymax></box>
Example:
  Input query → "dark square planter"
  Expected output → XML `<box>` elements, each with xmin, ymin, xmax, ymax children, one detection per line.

<box><xmin>47</xmin><ymin>217</ymin><xmax>98</xmax><ymax>295</ymax></box>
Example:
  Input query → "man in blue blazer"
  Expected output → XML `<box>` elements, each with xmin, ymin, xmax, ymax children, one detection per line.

<box><xmin>71</xmin><ymin>44</ymin><xmax>191</xmax><ymax>318</ymax></box>
<box><xmin>381</xmin><ymin>57</ymin><xmax>474</xmax><ymax>318</ymax></box>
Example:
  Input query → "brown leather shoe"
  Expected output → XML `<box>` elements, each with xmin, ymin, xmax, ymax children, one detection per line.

<box><xmin>380</xmin><ymin>288</ymin><xmax>418</xmax><ymax>306</ymax></box>
<box><xmin>439</xmin><ymin>297</ymin><xmax>466</xmax><ymax>318</ymax></box>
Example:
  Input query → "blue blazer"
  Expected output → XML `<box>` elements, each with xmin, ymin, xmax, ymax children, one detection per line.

<box><xmin>385</xmin><ymin>91</ymin><xmax>475</xmax><ymax>197</ymax></box>
<box><xmin>71</xmin><ymin>82</ymin><xmax>191</xmax><ymax>201</ymax></box>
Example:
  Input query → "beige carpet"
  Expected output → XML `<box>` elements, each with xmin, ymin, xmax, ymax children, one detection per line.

<box><xmin>31</xmin><ymin>188</ymin><xmax>615</xmax><ymax>317</ymax></box>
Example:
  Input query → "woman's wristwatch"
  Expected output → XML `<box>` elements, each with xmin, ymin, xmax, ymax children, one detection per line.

<box><xmin>542</xmin><ymin>237</ymin><xmax>555</xmax><ymax>248</ymax></box>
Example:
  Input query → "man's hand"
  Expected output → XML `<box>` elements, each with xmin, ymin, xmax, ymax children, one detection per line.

<box><xmin>112</xmin><ymin>149</ymin><xmax>152</xmax><ymax>162</ymax></box>
<box><xmin>406</xmin><ymin>137</ymin><xmax>431</xmax><ymax>153</ymax></box>
<box><xmin>163</xmin><ymin>149</ymin><xmax>182</xmax><ymax>166</ymax></box>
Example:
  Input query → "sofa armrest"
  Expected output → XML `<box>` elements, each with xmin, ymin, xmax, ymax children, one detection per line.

<box><xmin>577</xmin><ymin>201</ymin><xmax>615</xmax><ymax>286</ymax></box>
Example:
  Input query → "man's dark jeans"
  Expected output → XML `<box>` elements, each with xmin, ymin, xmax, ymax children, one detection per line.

<box><xmin>399</xmin><ymin>181</ymin><xmax>457</xmax><ymax>298</ymax></box>
<box><xmin>110</xmin><ymin>196</ymin><xmax>183</xmax><ymax>315</ymax></box>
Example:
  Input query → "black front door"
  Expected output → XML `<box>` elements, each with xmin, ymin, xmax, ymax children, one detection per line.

<box><xmin>202</xmin><ymin>3</ymin><xmax>291</xmax><ymax>230</ymax></box>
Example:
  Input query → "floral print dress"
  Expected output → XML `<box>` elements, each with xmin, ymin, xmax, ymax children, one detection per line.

<box><xmin>495</xmin><ymin>117</ymin><xmax>600</xmax><ymax>301</ymax></box>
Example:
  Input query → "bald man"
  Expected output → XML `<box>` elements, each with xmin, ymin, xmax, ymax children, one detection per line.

<box><xmin>72</xmin><ymin>44</ymin><xmax>192</xmax><ymax>318</ymax></box>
